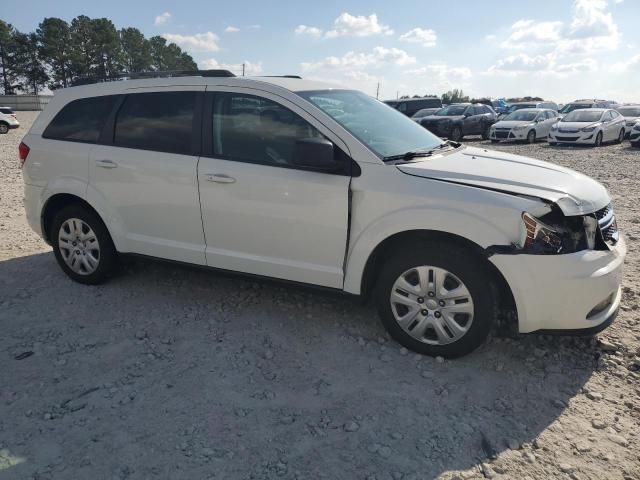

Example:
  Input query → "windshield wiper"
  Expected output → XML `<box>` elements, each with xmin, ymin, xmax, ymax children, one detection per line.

<box><xmin>383</xmin><ymin>141</ymin><xmax>460</xmax><ymax>162</ymax></box>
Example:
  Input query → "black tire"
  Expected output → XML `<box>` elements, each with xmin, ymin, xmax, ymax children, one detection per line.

<box><xmin>450</xmin><ymin>126</ymin><xmax>462</xmax><ymax>142</ymax></box>
<box><xmin>616</xmin><ymin>129</ymin><xmax>624</xmax><ymax>144</ymax></box>
<box><xmin>526</xmin><ymin>130</ymin><xmax>536</xmax><ymax>144</ymax></box>
<box><xmin>632</xmin><ymin>141</ymin><xmax>640</xmax><ymax>148</ymax></box>
<box><xmin>0</xmin><ymin>123</ymin><xmax>9</xmax><ymax>134</ymax></box>
<box><xmin>50</xmin><ymin>204</ymin><xmax>118</xmax><ymax>285</ymax></box>
<box><xmin>374</xmin><ymin>242</ymin><xmax>494</xmax><ymax>358</ymax></box>
<box><xmin>481</xmin><ymin>124</ymin><xmax>491</xmax><ymax>140</ymax></box>
<box><xmin>549</xmin><ymin>141</ymin><xmax>557</xmax><ymax>146</ymax></box>
<box><xmin>594</xmin><ymin>131</ymin><xmax>603</xmax><ymax>147</ymax></box>
<box><xmin>490</xmin><ymin>140</ymin><xmax>499</xmax><ymax>144</ymax></box>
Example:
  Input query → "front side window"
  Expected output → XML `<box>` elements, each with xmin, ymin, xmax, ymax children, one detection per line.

<box><xmin>298</xmin><ymin>89</ymin><xmax>441</xmax><ymax>159</ymax></box>
<box><xmin>43</xmin><ymin>95</ymin><xmax>118</xmax><ymax>143</ymax></box>
<box><xmin>212</xmin><ymin>93</ymin><xmax>327</xmax><ymax>167</ymax></box>
<box><xmin>114</xmin><ymin>91</ymin><xmax>197</xmax><ymax>154</ymax></box>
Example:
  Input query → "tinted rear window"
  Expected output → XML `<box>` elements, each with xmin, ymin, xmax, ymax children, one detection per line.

<box><xmin>43</xmin><ymin>96</ymin><xmax>117</xmax><ymax>143</ymax></box>
<box><xmin>114</xmin><ymin>92</ymin><xmax>197</xmax><ymax>155</ymax></box>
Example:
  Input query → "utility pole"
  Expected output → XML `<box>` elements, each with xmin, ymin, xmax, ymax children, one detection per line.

<box><xmin>396</xmin><ymin>91</ymin><xmax>399</xmax><ymax>99</ymax></box>
<box><xmin>242</xmin><ymin>63</ymin><xmax>245</xmax><ymax>76</ymax></box>
<box><xmin>376</xmin><ymin>82</ymin><xmax>379</xmax><ymax>99</ymax></box>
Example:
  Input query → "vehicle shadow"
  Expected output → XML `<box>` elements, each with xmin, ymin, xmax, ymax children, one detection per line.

<box><xmin>1</xmin><ymin>252</ymin><xmax>600</xmax><ymax>479</ymax></box>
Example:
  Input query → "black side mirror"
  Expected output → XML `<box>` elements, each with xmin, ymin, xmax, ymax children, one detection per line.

<box><xmin>292</xmin><ymin>138</ymin><xmax>342</xmax><ymax>173</ymax></box>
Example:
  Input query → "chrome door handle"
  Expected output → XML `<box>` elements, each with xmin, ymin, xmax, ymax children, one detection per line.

<box><xmin>205</xmin><ymin>173</ymin><xmax>236</xmax><ymax>184</ymax></box>
<box><xmin>95</xmin><ymin>159</ymin><xmax>118</xmax><ymax>169</ymax></box>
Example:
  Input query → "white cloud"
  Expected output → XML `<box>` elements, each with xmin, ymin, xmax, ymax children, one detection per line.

<box><xmin>404</xmin><ymin>64</ymin><xmax>472</xmax><ymax>91</ymax></box>
<box><xmin>399</xmin><ymin>28</ymin><xmax>437</xmax><ymax>48</ymax></box>
<box><xmin>295</xmin><ymin>25</ymin><xmax>323</xmax><ymax>37</ymax></box>
<box><xmin>611</xmin><ymin>54</ymin><xmax>640</xmax><ymax>72</ymax></box>
<box><xmin>487</xmin><ymin>53</ymin><xmax>552</xmax><ymax>73</ymax></box>
<box><xmin>154</xmin><ymin>12</ymin><xmax>171</xmax><ymax>27</ymax></box>
<box><xmin>555</xmin><ymin>58</ymin><xmax>599</xmax><ymax>73</ymax></box>
<box><xmin>325</xmin><ymin>13</ymin><xmax>393</xmax><ymax>38</ymax></box>
<box><xmin>199</xmin><ymin>58</ymin><xmax>263</xmax><ymax>76</ymax></box>
<box><xmin>225</xmin><ymin>26</ymin><xmax>240</xmax><ymax>33</ymax></box>
<box><xmin>301</xmin><ymin>47</ymin><xmax>416</xmax><ymax>71</ymax></box>
<box><xmin>486</xmin><ymin>53</ymin><xmax>599</xmax><ymax>77</ymax></box>
<box><xmin>162</xmin><ymin>32</ymin><xmax>220</xmax><ymax>52</ymax></box>
<box><xmin>501</xmin><ymin>19</ymin><xmax>564</xmax><ymax>48</ymax></box>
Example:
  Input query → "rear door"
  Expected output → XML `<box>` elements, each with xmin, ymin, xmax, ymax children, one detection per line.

<box><xmin>462</xmin><ymin>106</ymin><xmax>481</xmax><ymax>134</ymax></box>
<box><xmin>197</xmin><ymin>89</ymin><xmax>352</xmax><ymax>288</ymax></box>
<box><xmin>87</xmin><ymin>86</ymin><xmax>207</xmax><ymax>265</ymax></box>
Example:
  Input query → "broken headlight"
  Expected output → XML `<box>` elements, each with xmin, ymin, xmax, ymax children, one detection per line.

<box><xmin>518</xmin><ymin>210</ymin><xmax>598</xmax><ymax>254</ymax></box>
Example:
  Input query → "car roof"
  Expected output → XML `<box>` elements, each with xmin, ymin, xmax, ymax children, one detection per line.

<box><xmin>52</xmin><ymin>76</ymin><xmax>342</xmax><ymax>99</ymax></box>
<box><xmin>568</xmin><ymin>107</ymin><xmax>608</xmax><ymax>113</ymax></box>
<box><xmin>509</xmin><ymin>108</ymin><xmax>546</xmax><ymax>112</ymax></box>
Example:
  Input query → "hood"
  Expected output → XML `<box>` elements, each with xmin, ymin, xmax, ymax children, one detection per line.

<box><xmin>396</xmin><ymin>146</ymin><xmax>610</xmax><ymax>216</ymax></box>
<box><xmin>493</xmin><ymin>120</ymin><xmax>533</xmax><ymax>128</ymax></box>
<box><xmin>623</xmin><ymin>115</ymin><xmax>640</xmax><ymax>124</ymax></box>
<box><xmin>556</xmin><ymin>121</ymin><xmax>599</xmax><ymax>131</ymax></box>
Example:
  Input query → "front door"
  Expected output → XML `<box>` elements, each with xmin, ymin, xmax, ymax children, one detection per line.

<box><xmin>197</xmin><ymin>90</ymin><xmax>351</xmax><ymax>288</ymax></box>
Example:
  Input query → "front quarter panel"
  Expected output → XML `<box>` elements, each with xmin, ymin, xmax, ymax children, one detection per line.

<box><xmin>343</xmin><ymin>162</ymin><xmax>550</xmax><ymax>294</ymax></box>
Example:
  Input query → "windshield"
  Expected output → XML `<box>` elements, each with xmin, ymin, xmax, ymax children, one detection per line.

<box><xmin>617</xmin><ymin>107</ymin><xmax>640</xmax><ymax>117</ymax></box>
<box><xmin>503</xmin><ymin>111</ymin><xmax>538</xmax><ymax>121</ymax></box>
<box><xmin>435</xmin><ymin>105</ymin><xmax>467</xmax><ymax>116</ymax></box>
<box><xmin>507</xmin><ymin>104</ymin><xmax>535</xmax><ymax>113</ymax></box>
<box><xmin>299</xmin><ymin>90</ymin><xmax>442</xmax><ymax>158</ymax></box>
<box><xmin>559</xmin><ymin>103</ymin><xmax>590</xmax><ymax>114</ymax></box>
<box><xmin>562</xmin><ymin>110</ymin><xmax>603</xmax><ymax>122</ymax></box>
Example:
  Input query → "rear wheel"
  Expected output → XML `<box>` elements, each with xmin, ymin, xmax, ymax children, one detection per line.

<box><xmin>594</xmin><ymin>131</ymin><xmax>603</xmax><ymax>147</ymax></box>
<box><xmin>526</xmin><ymin>130</ymin><xmax>536</xmax><ymax>144</ymax></box>
<box><xmin>481</xmin><ymin>124</ymin><xmax>491</xmax><ymax>140</ymax></box>
<box><xmin>51</xmin><ymin>204</ymin><xmax>118</xmax><ymax>285</ymax></box>
<box><xmin>375</xmin><ymin>242</ymin><xmax>494</xmax><ymax>358</ymax></box>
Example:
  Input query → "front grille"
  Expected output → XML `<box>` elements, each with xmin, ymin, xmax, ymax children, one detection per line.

<box><xmin>559</xmin><ymin>128</ymin><xmax>579</xmax><ymax>134</ymax></box>
<box><xmin>557</xmin><ymin>136</ymin><xmax>580</xmax><ymax>142</ymax></box>
<box><xmin>494</xmin><ymin>131</ymin><xmax>509</xmax><ymax>138</ymax></box>
<box><xmin>596</xmin><ymin>204</ymin><xmax>619</xmax><ymax>245</ymax></box>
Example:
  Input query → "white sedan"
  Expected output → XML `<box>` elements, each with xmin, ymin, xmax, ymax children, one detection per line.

<box><xmin>489</xmin><ymin>108</ymin><xmax>558</xmax><ymax>144</ymax></box>
<box><xmin>549</xmin><ymin>108</ymin><xmax>626</xmax><ymax>147</ymax></box>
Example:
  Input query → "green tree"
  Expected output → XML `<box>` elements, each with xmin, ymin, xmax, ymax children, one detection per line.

<box><xmin>69</xmin><ymin>15</ymin><xmax>95</xmax><ymax>79</ymax></box>
<box><xmin>90</xmin><ymin>18</ymin><xmax>122</xmax><ymax>77</ymax></box>
<box><xmin>441</xmin><ymin>89</ymin><xmax>469</xmax><ymax>104</ymax></box>
<box><xmin>13</xmin><ymin>32</ymin><xmax>48</xmax><ymax>93</ymax></box>
<box><xmin>0</xmin><ymin>20</ymin><xmax>19</xmax><ymax>94</ymax></box>
<box><xmin>37</xmin><ymin>17</ymin><xmax>72</xmax><ymax>88</ymax></box>
<box><xmin>148</xmin><ymin>36</ymin><xmax>196</xmax><ymax>71</ymax></box>
<box><xmin>119</xmin><ymin>27</ymin><xmax>151</xmax><ymax>72</ymax></box>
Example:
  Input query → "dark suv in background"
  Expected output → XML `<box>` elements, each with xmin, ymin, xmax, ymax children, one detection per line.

<box><xmin>418</xmin><ymin>103</ymin><xmax>498</xmax><ymax>141</ymax></box>
<box><xmin>384</xmin><ymin>97</ymin><xmax>442</xmax><ymax>117</ymax></box>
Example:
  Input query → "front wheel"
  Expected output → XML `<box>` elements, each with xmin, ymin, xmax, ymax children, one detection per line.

<box><xmin>0</xmin><ymin>123</ymin><xmax>9</xmax><ymax>134</ymax></box>
<box><xmin>616</xmin><ymin>129</ymin><xmax>624</xmax><ymax>144</ymax></box>
<box><xmin>450</xmin><ymin>126</ymin><xmax>462</xmax><ymax>142</ymax></box>
<box><xmin>51</xmin><ymin>204</ymin><xmax>118</xmax><ymax>285</ymax></box>
<box><xmin>526</xmin><ymin>130</ymin><xmax>536</xmax><ymax>144</ymax></box>
<box><xmin>375</xmin><ymin>243</ymin><xmax>494</xmax><ymax>358</ymax></box>
<box><xmin>481</xmin><ymin>124</ymin><xmax>491</xmax><ymax>140</ymax></box>
<box><xmin>594</xmin><ymin>131</ymin><xmax>603</xmax><ymax>147</ymax></box>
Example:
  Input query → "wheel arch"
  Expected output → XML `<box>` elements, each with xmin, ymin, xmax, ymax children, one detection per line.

<box><xmin>41</xmin><ymin>193</ymin><xmax>115</xmax><ymax>247</ymax></box>
<box><xmin>357</xmin><ymin>229</ymin><xmax>518</xmax><ymax>330</ymax></box>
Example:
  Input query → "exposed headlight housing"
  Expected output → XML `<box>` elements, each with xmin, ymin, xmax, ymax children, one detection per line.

<box><xmin>520</xmin><ymin>213</ymin><xmax>563</xmax><ymax>253</ymax></box>
<box><xmin>518</xmin><ymin>210</ymin><xmax>599</xmax><ymax>254</ymax></box>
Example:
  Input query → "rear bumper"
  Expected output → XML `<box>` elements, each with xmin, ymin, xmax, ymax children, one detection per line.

<box><xmin>490</xmin><ymin>236</ymin><xmax>626</xmax><ymax>334</ymax></box>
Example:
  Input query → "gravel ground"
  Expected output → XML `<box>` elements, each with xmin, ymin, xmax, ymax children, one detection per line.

<box><xmin>1</xmin><ymin>112</ymin><xmax>639</xmax><ymax>480</ymax></box>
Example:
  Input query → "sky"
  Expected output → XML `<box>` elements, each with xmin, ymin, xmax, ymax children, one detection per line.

<box><xmin>3</xmin><ymin>0</ymin><xmax>639</xmax><ymax>102</ymax></box>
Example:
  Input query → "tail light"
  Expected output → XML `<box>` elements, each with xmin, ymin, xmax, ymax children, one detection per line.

<box><xmin>19</xmin><ymin>142</ymin><xmax>30</xmax><ymax>168</ymax></box>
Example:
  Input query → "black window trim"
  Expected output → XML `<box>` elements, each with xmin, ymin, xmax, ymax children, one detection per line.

<box><xmin>106</xmin><ymin>90</ymin><xmax>204</xmax><ymax>156</ymax></box>
<box><xmin>42</xmin><ymin>94</ymin><xmax>121</xmax><ymax>145</ymax></box>
<box><xmin>201</xmin><ymin>91</ymin><xmax>359</xmax><ymax>177</ymax></box>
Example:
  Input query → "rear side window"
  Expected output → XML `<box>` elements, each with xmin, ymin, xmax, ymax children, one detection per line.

<box><xmin>43</xmin><ymin>96</ymin><xmax>117</xmax><ymax>143</ymax></box>
<box><xmin>114</xmin><ymin>92</ymin><xmax>197</xmax><ymax>155</ymax></box>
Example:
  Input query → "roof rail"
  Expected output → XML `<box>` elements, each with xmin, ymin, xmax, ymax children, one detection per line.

<box><xmin>260</xmin><ymin>75</ymin><xmax>302</xmax><ymax>79</ymax></box>
<box><xmin>71</xmin><ymin>69</ymin><xmax>235</xmax><ymax>87</ymax></box>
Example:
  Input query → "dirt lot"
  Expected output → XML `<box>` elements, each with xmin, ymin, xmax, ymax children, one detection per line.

<box><xmin>1</xmin><ymin>112</ymin><xmax>639</xmax><ymax>480</ymax></box>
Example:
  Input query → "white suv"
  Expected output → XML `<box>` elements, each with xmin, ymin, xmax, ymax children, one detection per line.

<box><xmin>0</xmin><ymin>106</ymin><xmax>20</xmax><ymax>133</ymax></box>
<box><xmin>21</xmin><ymin>72</ymin><xmax>626</xmax><ymax>357</ymax></box>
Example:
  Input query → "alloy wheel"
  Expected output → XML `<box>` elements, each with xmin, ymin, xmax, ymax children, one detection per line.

<box><xmin>389</xmin><ymin>265</ymin><xmax>474</xmax><ymax>345</ymax></box>
<box><xmin>58</xmin><ymin>218</ymin><xmax>101</xmax><ymax>275</ymax></box>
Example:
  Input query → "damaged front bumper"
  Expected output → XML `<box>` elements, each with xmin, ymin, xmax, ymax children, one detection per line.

<box><xmin>490</xmin><ymin>235</ymin><xmax>626</xmax><ymax>333</ymax></box>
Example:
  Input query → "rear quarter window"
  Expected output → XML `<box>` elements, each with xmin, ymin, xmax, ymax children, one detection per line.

<box><xmin>43</xmin><ymin>96</ymin><xmax>118</xmax><ymax>143</ymax></box>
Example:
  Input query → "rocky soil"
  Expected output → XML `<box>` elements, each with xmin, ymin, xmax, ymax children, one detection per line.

<box><xmin>0</xmin><ymin>112</ymin><xmax>639</xmax><ymax>479</ymax></box>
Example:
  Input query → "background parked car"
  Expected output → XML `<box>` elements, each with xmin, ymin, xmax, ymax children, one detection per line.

<box><xmin>558</xmin><ymin>99</ymin><xmax>614</xmax><ymax>117</ymax></box>
<box><xmin>630</xmin><ymin>120</ymin><xmax>640</xmax><ymax>147</ymax></box>
<box><xmin>419</xmin><ymin>103</ymin><xmax>498</xmax><ymax>141</ymax></box>
<box><xmin>615</xmin><ymin>104</ymin><xmax>640</xmax><ymax>137</ymax></box>
<box><xmin>491</xmin><ymin>98</ymin><xmax>510</xmax><ymax>115</ymax></box>
<box><xmin>0</xmin><ymin>106</ymin><xmax>20</xmax><ymax>134</ymax></box>
<box><xmin>499</xmin><ymin>101</ymin><xmax>558</xmax><ymax>119</ymax></box>
<box><xmin>549</xmin><ymin>108</ymin><xmax>626</xmax><ymax>147</ymax></box>
<box><xmin>489</xmin><ymin>108</ymin><xmax>559</xmax><ymax>144</ymax></box>
<box><xmin>411</xmin><ymin>107</ymin><xmax>442</xmax><ymax>122</ymax></box>
<box><xmin>384</xmin><ymin>97</ymin><xmax>443</xmax><ymax>117</ymax></box>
